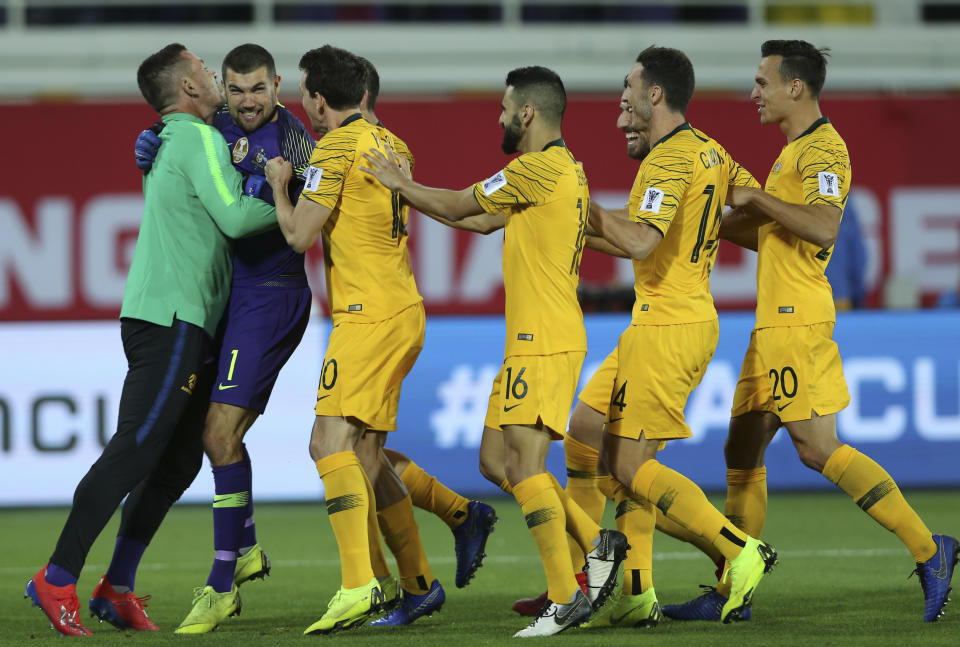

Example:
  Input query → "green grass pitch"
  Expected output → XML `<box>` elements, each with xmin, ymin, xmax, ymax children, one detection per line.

<box><xmin>2</xmin><ymin>491</ymin><xmax>957</xmax><ymax>646</ymax></box>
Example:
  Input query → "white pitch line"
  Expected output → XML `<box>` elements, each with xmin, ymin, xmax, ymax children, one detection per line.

<box><xmin>0</xmin><ymin>547</ymin><xmax>908</xmax><ymax>576</ymax></box>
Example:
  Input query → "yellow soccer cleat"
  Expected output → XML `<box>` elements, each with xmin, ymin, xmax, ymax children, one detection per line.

<box><xmin>721</xmin><ymin>537</ymin><xmax>778</xmax><ymax>623</ymax></box>
<box><xmin>234</xmin><ymin>544</ymin><xmax>271</xmax><ymax>587</ymax></box>
<box><xmin>303</xmin><ymin>578</ymin><xmax>384</xmax><ymax>635</ymax></box>
<box><xmin>587</xmin><ymin>587</ymin><xmax>661</xmax><ymax>628</ymax></box>
<box><xmin>174</xmin><ymin>585</ymin><xmax>241</xmax><ymax>634</ymax></box>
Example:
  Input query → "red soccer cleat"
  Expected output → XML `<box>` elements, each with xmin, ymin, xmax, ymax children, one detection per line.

<box><xmin>512</xmin><ymin>571</ymin><xmax>588</xmax><ymax>616</ymax></box>
<box><xmin>89</xmin><ymin>574</ymin><xmax>159</xmax><ymax>631</ymax></box>
<box><xmin>25</xmin><ymin>565</ymin><xmax>93</xmax><ymax>636</ymax></box>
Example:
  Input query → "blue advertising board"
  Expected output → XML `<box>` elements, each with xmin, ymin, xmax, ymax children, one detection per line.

<box><xmin>385</xmin><ymin>311</ymin><xmax>960</xmax><ymax>495</ymax></box>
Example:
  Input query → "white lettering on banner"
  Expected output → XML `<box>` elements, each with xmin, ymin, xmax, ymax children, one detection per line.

<box><xmin>913</xmin><ymin>358</ymin><xmax>960</xmax><ymax>440</ymax></box>
<box><xmin>0</xmin><ymin>198</ymin><xmax>71</xmax><ymax>308</ymax></box>
<box><xmin>683</xmin><ymin>362</ymin><xmax>738</xmax><ymax>443</ymax></box>
<box><xmin>414</xmin><ymin>212</ymin><xmax>454</xmax><ymax>300</ymax></box>
<box><xmin>890</xmin><ymin>188</ymin><xmax>960</xmax><ymax>293</ymax></box>
<box><xmin>82</xmin><ymin>194</ymin><xmax>143</xmax><ymax>307</ymax></box>
<box><xmin>0</xmin><ymin>320</ymin><xmax>326</xmax><ymax>506</ymax></box>
<box><xmin>837</xmin><ymin>358</ymin><xmax>907</xmax><ymax>442</ymax></box>
<box><xmin>430</xmin><ymin>364</ymin><xmax>499</xmax><ymax>448</ymax></box>
<box><xmin>459</xmin><ymin>234</ymin><xmax>504</xmax><ymax>302</ymax></box>
<box><xmin>848</xmin><ymin>189</ymin><xmax>882</xmax><ymax>293</ymax></box>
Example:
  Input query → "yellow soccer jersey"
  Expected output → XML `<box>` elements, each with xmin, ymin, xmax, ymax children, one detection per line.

<box><xmin>629</xmin><ymin>123</ymin><xmax>759</xmax><ymax>325</ymax></box>
<box><xmin>756</xmin><ymin>117</ymin><xmax>850</xmax><ymax>328</ymax></box>
<box><xmin>473</xmin><ymin>140</ymin><xmax>589</xmax><ymax>356</ymax></box>
<box><xmin>300</xmin><ymin>113</ymin><xmax>421</xmax><ymax>324</ymax></box>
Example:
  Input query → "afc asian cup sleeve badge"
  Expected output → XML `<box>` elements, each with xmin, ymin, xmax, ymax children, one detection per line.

<box><xmin>818</xmin><ymin>171</ymin><xmax>840</xmax><ymax>198</ymax></box>
<box><xmin>304</xmin><ymin>166</ymin><xmax>323</xmax><ymax>192</ymax></box>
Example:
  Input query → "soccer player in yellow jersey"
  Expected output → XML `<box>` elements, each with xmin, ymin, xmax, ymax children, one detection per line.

<box><xmin>586</xmin><ymin>47</ymin><xmax>779</xmax><ymax>625</ymax></box>
<box><xmin>665</xmin><ymin>39</ymin><xmax>957</xmax><ymax>624</ymax></box>
<box><xmin>263</xmin><ymin>45</ymin><xmax>441</xmax><ymax>634</ymax></box>
<box><xmin>363</xmin><ymin>66</ymin><xmax>628</xmax><ymax>637</ymax></box>
<box><xmin>356</xmin><ymin>55</ymin><xmax>499</xmax><ymax>603</ymax></box>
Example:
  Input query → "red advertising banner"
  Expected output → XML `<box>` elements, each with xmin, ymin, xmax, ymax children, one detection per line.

<box><xmin>2</xmin><ymin>92</ymin><xmax>958</xmax><ymax>321</ymax></box>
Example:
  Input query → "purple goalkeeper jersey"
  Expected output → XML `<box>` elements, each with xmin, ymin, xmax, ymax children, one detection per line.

<box><xmin>214</xmin><ymin>106</ymin><xmax>314</xmax><ymax>287</ymax></box>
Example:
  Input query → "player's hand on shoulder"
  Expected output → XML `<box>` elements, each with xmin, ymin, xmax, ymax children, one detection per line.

<box><xmin>134</xmin><ymin>123</ymin><xmax>164</xmax><ymax>173</ymax></box>
<box><xmin>360</xmin><ymin>147</ymin><xmax>406</xmax><ymax>190</ymax></box>
<box><xmin>265</xmin><ymin>156</ymin><xmax>292</xmax><ymax>188</ymax></box>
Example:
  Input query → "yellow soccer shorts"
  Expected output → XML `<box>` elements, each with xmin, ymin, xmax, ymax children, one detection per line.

<box><xmin>482</xmin><ymin>352</ymin><xmax>585</xmax><ymax>439</ymax></box>
<box><xmin>314</xmin><ymin>302</ymin><xmax>425</xmax><ymax>431</ymax></box>
<box><xmin>606</xmin><ymin>320</ymin><xmax>718</xmax><ymax>442</ymax></box>
<box><xmin>578</xmin><ymin>348</ymin><xmax>618</xmax><ymax>414</ymax></box>
<box><xmin>730</xmin><ymin>322</ymin><xmax>850</xmax><ymax>424</ymax></box>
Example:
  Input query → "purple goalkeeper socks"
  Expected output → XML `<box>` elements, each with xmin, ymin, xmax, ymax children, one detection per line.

<box><xmin>45</xmin><ymin>562</ymin><xmax>78</xmax><ymax>587</ymax></box>
<box><xmin>207</xmin><ymin>459</ymin><xmax>249</xmax><ymax>593</ymax></box>
<box><xmin>239</xmin><ymin>444</ymin><xmax>258</xmax><ymax>550</ymax></box>
<box><xmin>105</xmin><ymin>536</ymin><xmax>148</xmax><ymax>591</ymax></box>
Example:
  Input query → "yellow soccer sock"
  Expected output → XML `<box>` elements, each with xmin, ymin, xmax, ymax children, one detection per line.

<box><xmin>499</xmin><ymin>477</ymin><xmax>514</xmax><ymax>495</ymax></box>
<box><xmin>316</xmin><ymin>452</ymin><xmax>373</xmax><ymax>588</ymax></box>
<box><xmin>361</xmin><ymin>470</ymin><xmax>391</xmax><ymax>579</ymax></box>
<box><xmin>725</xmin><ymin>468</ymin><xmax>768</xmax><ymax>538</ymax></box>
<box><xmin>631</xmin><ymin>459</ymin><xmax>748</xmax><ymax>562</ymax></box>
<box><xmin>562</xmin><ymin>437</ymin><xmax>605</xmax><ymax>570</ymax></box>
<box><xmin>399</xmin><ymin>460</ymin><xmax>471</xmax><ymax>531</ymax></box>
<box><xmin>596</xmin><ymin>474</ymin><xmax>619</xmax><ymax>501</ymax></box>
<box><xmin>563</xmin><ymin>436</ymin><xmax>606</xmax><ymax>523</ymax></box>
<box><xmin>654</xmin><ymin>509</ymin><xmax>725</xmax><ymax>567</ymax></box>
<box><xmin>823</xmin><ymin>445</ymin><xmax>937</xmax><ymax>562</ymax></box>
<box><xmin>377</xmin><ymin>496</ymin><xmax>435</xmax><ymax>594</ymax></box>
<box><xmin>613</xmin><ymin>485</ymin><xmax>655</xmax><ymax>594</ymax></box>
<box><xmin>548</xmin><ymin>473</ymin><xmax>602</xmax><ymax>557</ymax></box>
<box><xmin>514</xmin><ymin>473</ymin><xmax>579</xmax><ymax>603</ymax></box>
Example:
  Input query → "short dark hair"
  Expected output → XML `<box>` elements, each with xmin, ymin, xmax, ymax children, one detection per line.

<box><xmin>358</xmin><ymin>56</ymin><xmax>380</xmax><ymax>112</ymax></box>
<box><xmin>137</xmin><ymin>43</ymin><xmax>188</xmax><ymax>113</ymax></box>
<box><xmin>222</xmin><ymin>43</ymin><xmax>276</xmax><ymax>80</ymax></box>
<box><xmin>634</xmin><ymin>46</ymin><xmax>695</xmax><ymax>114</ymax></box>
<box><xmin>760</xmin><ymin>40</ymin><xmax>830</xmax><ymax>98</ymax></box>
<box><xmin>505</xmin><ymin>66</ymin><xmax>566</xmax><ymax>125</ymax></box>
<box><xmin>298</xmin><ymin>45</ymin><xmax>365</xmax><ymax>111</ymax></box>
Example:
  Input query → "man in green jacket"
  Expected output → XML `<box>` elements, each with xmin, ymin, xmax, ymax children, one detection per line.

<box><xmin>24</xmin><ymin>43</ymin><xmax>279</xmax><ymax>637</ymax></box>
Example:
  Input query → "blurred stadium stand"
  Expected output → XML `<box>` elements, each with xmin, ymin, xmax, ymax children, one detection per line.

<box><xmin>2</xmin><ymin>0</ymin><xmax>960</xmax><ymax>96</ymax></box>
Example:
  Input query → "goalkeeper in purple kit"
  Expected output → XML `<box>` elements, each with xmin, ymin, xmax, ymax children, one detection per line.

<box><xmin>91</xmin><ymin>43</ymin><xmax>315</xmax><ymax>635</ymax></box>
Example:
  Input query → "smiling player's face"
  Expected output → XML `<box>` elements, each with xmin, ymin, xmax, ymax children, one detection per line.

<box><xmin>619</xmin><ymin>65</ymin><xmax>653</xmax><ymax>160</ymax></box>
<box><xmin>224</xmin><ymin>66</ymin><xmax>279</xmax><ymax>133</ymax></box>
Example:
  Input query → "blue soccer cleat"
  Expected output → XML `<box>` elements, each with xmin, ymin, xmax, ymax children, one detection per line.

<box><xmin>914</xmin><ymin>534</ymin><xmax>959</xmax><ymax>622</ymax></box>
<box><xmin>661</xmin><ymin>585</ymin><xmax>751</xmax><ymax>622</ymax></box>
<box><xmin>369</xmin><ymin>579</ymin><xmax>445</xmax><ymax>626</ymax></box>
<box><xmin>453</xmin><ymin>501</ymin><xmax>497</xmax><ymax>588</ymax></box>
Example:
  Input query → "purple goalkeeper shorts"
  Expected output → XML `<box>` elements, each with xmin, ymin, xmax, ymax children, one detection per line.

<box><xmin>209</xmin><ymin>285</ymin><xmax>312</xmax><ymax>413</ymax></box>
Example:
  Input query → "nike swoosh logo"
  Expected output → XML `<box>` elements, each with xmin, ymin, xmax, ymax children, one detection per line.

<box><xmin>776</xmin><ymin>402</ymin><xmax>791</xmax><ymax>413</ymax></box>
<box><xmin>317</xmin><ymin>395</ymin><xmax>330</xmax><ymax>402</ymax></box>
<box><xmin>933</xmin><ymin>536</ymin><xmax>948</xmax><ymax>579</ymax></box>
<box><xmin>608</xmin><ymin>417</ymin><xmax>623</xmax><ymax>423</ymax></box>
<box><xmin>413</xmin><ymin>587</ymin><xmax>442</xmax><ymax>614</ymax></box>
<box><xmin>218</xmin><ymin>383</ymin><xmax>239</xmax><ymax>391</ymax></box>
<box><xmin>503</xmin><ymin>403</ymin><xmax>521</xmax><ymax>412</ymax></box>
<box><xmin>556</xmin><ymin>595</ymin><xmax>586</xmax><ymax>623</ymax></box>
<box><xmin>213</xmin><ymin>495</ymin><xmax>232</xmax><ymax>504</ymax></box>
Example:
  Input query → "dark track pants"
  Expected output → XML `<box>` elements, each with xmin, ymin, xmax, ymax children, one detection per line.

<box><xmin>51</xmin><ymin>318</ymin><xmax>213</xmax><ymax>577</ymax></box>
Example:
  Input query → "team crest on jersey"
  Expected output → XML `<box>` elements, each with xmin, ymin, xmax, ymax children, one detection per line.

<box><xmin>482</xmin><ymin>170</ymin><xmax>508</xmax><ymax>196</ymax></box>
<box><xmin>818</xmin><ymin>171</ymin><xmax>840</xmax><ymax>197</ymax></box>
<box><xmin>304</xmin><ymin>166</ymin><xmax>323</xmax><ymax>191</ymax></box>
<box><xmin>252</xmin><ymin>149</ymin><xmax>268</xmax><ymax>170</ymax></box>
<box><xmin>640</xmin><ymin>187</ymin><xmax>664</xmax><ymax>213</ymax></box>
<box><xmin>771</xmin><ymin>162</ymin><xmax>783</xmax><ymax>174</ymax></box>
<box><xmin>232</xmin><ymin>137</ymin><xmax>249</xmax><ymax>164</ymax></box>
